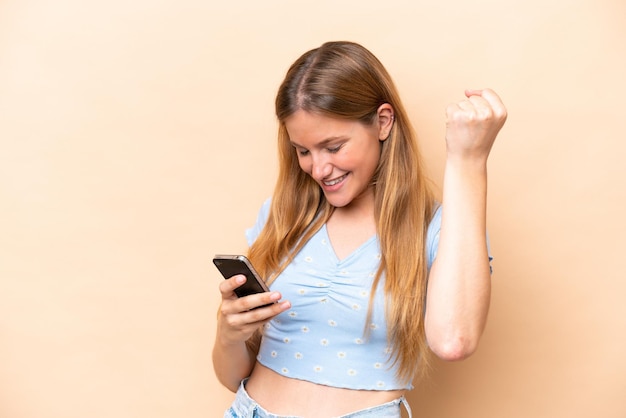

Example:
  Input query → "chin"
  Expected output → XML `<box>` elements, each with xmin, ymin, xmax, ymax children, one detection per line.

<box><xmin>324</xmin><ymin>196</ymin><xmax>351</xmax><ymax>208</ymax></box>
<box><xmin>327</xmin><ymin>196</ymin><xmax>358</xmax><ymax>209</ymax></box>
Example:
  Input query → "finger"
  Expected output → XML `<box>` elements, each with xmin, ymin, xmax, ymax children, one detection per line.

<box><xmin>481</xmin><ymin>89</ymin><xmax>508</xmax><ymax>121</ymax></box>
<box><xmin>244</xmin><ymin>298</ymin><xmax>291</xmax><ymax>321</ymax></box>
<box><xmin>457</xmin><ymin>99</ymin><xmax>478</xmax><ymax>111</ymax></box>
<box><xmin>468</xmin><ymin>88</ymin><xmax>508</xmax><ymax>119</ymax></box>
<box><xmin>464</xmin><ymin>89</ymin><xmax>492</xmax><ymax>110</ymax></box>
<box><xmin>479</xmin><ymin>88</ymin><xmax>504</xmax><ymax>104</ymax></box>
<box><xmin>225</xmin><ymin>297</ymin><xmax>291</xmax><ymax>326</ymax></box>
<box><xmin>466</xmin><ymin>95</ymin><xmax>494</xmax><ymax>118</ymax></box>
<box><xmin>445</xmin><ymin>101</ymin><xmax>465</xmax><ymax>118</ymax></box>
<box><xmin>464</xmin><ymin>88</ymin><xmax>502</xmax><ymax>106</ymax></box>
<box><xmin>449</xmin><ymin>99</ymin><xmax>484</xmax><ymax>122</ymax></box>
<box><xmin>237</xmin><ymin>290</ymin><xmax>283</xmax><ymax>312</ymax></box>
<box><xmin>219</xmin><ymin>274</ymin><xmax>247</xmax><ymax>296</ymax></box>
<box><xmin>219</xmin><ymin>289</ymin><xmax>281</xmax><ymax>316</ymax></box>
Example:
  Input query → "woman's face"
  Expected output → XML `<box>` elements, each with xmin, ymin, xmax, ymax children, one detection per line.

<box><xmin>284</xmin><ymin>108</ymin><xmax>392</xmax><ymax>210</ymax></box>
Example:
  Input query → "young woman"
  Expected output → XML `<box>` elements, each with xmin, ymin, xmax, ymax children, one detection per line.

<box><xmin>213</xmin><ymin>41</ymin><xmax>507</xmax><ymax>418</ymax></box>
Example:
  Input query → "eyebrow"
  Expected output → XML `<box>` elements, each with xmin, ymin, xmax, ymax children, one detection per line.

<box><xmin>289</xmin><ymin>136</ymin><xmax>348</xmax><ymax>148</ymax></box>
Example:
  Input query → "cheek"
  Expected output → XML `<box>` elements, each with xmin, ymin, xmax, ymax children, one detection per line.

<box><xmin>356</xmin><ymin>146</ymin><xmax>381</xmax><ymax>172</ymax></box>
<box><xmin>296</xmin><ymin>156</ymin><xmax>311</xmax><ymax>174</ymax></box>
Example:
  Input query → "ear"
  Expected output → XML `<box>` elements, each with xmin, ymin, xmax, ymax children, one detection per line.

<box><xmin>376</xmin><ymin>103</ymin><xmax>395</xmax><ymax>141</ymax></box>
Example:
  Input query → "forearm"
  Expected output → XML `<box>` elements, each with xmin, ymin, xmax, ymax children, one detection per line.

<box><xmin>425</xmin><ymin>158</ymin><xmax>492</xmax><ymax>360</ymax></box>
<box><xmin>212</xmin><ymin>323</ymin><xmax>257</xmax><ymax>392</ymax></box>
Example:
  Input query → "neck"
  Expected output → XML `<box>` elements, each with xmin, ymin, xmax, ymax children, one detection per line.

<box><xmin>331</xmin><ymin>192</ymin><xmax>376</xmax><ymax>224</ymax></box>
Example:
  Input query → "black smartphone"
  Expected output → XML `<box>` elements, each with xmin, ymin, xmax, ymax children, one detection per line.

<box><xmin>212</xmin><ymin>254</ymin><xmax>272</xmax><ymax>302</ymax></box>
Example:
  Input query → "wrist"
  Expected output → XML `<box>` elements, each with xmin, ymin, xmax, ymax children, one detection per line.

<box><xmin>445</xmin><ymin>154</ymin><xmax>489</xmax><ymax>173</ymax></box>
<box><xmin>215</xmin><ymin>324</ymin><xmax>248</xmax><ymax>348</ymax></box>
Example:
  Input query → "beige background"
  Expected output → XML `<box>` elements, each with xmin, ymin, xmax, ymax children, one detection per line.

<box><xmin>1</xmin><ymin>0</ymin><xmax>625</xmax><ymax>417</ymax></box>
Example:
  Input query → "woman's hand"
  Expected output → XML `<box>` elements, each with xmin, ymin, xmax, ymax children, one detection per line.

<box><xmin>445</xmin><ymin>88</ymin><xmax>507</xmax><ymax>164</ymax></box>
<box><xmin>216</xmin><ymin>275</ymin><xmax>291</xmax><ymax>347</ymax></box>
<box><xmin>213</xmin><ymin>275</ymin><xmax>291</xmax><ymax>391</ymax></box>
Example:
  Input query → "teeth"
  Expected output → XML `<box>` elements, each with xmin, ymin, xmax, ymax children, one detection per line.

<box><xmin>324</xmin><ymin>175</ymin><xmax>346</xmax><ymax>186</ymax></box>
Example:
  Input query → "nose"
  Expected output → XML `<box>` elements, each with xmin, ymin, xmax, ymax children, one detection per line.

<box><xmin>311</xmin><ymin>153</ymin><xmax>332</xmax><ymax>180</ymax></box>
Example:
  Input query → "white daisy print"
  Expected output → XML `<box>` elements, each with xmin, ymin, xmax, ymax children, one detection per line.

<box><xmin>320</xmin><ymin>338</ymin><xmax>329</xmax><ymax>346</ymax></box>
<box><xmin>328</xmin><ymin>320</ymin><xmax>337</xmax><ymax>327</ymax></box>
<box><xmin>374</xmin><ymin>362</ymin><xmax>382</xmax><ymax>369</ymax></box>
<box><xmin>271</xmin><ymin>351</ymin><xmax>278</xmax><ymax>358</ymax></box>
<box><xmin>337</xmin><ymin>352</ymin><xmax>347</xmax><ymax>359</ymax></box>
<box><xmin>283</xmin><ymin>337</ymin><xmax>290</xmax><ymax>343</ymax></box>
<box><xmin>295</xmin><ymin>352</ymin><xmax>303</xmax><ymax>360</ymax></box>
<box><xmin>301</xmin><ymin>326</ymin><xmax>309</xmax><ymax>333</ymax></box>
<box><xmin>347</xmin><ymin>369</ymin><xmax>357</xmax><ymax>376</ymax></box>
<box><xmin>305</xmin><ymin>256</ymin><xmax>313</xmax><ymax>263</ymax></box>
<box><xmin>355</xmin><ymin>338</ymin><xmax>364</xmax><ymax>345</ymax></box>
<box><xmin>314</xmin><ymin>366</ymin><xmax>323</xmax><ymax>373</ymax></box>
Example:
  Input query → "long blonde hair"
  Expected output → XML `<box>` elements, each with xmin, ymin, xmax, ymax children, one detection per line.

<box><xmin>247</xmin><ymin>41</ymin><xmax>435</xmax><ymax>384</ymax></box>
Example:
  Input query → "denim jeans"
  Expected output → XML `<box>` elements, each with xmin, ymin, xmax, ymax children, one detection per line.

<box><xmin>224</xmin><ymin>379</ymin><xmax>412</xmax><ymax>418</ymax></box>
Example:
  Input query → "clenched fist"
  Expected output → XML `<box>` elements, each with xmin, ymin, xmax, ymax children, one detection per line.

<box><xmin>445</xmin><ymin>89</ymin><xmax>507</xmax><ymax>163</ymax></box>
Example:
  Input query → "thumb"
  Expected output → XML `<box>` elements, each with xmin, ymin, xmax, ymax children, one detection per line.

<box><xmin>465</xmin><ymin>89</ymin><xmax>484</xmax><ymax>98</ymax></box>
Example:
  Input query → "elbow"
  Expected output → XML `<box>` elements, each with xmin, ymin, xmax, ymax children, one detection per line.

<box><xmin>226</xmin><ymin>381</ymin><xmax>241</xmax><ymax>394</ymax></box>
<box><xmin>429</xmin><ymin>335</ymin><xmax>479</xmax><ymax>362</ymax></box>
<box><xmin>214</xmin><ymin>373</ymin><xmax>243</xmax><ymax>393</ymax></box>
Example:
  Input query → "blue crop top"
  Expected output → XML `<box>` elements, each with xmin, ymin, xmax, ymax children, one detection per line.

<box><xmin>245</xmin><ymin>199</ymin><xmax>443</xmax><ymax>391</ymax></box>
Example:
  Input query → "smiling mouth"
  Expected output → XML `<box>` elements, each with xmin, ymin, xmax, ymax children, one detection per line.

<box><xmin>323</xmin><ymin>174</ymin><xmax>348</xmax><ymax>186</ymax></box>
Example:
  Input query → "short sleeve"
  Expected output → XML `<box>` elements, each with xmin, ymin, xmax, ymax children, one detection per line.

<box><xmin>425</xmin><ymin>204</ymin><xmax>494</xmax><ymax>274</ymax></box>
<box><xmin>426</xmin><ymin>205</ymin><xmax>443</xmax><ymax>270</ymax></box>
<box><xmin>245</xmin><ymin>198</ymin><xmax>272</xmax><ymax>246</ymax></box>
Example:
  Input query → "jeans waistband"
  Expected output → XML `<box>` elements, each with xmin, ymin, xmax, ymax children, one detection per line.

<box><xmin>225</xmin><ymin>379</ymin><xmax>412</xmax><ymax>418</ymax></box>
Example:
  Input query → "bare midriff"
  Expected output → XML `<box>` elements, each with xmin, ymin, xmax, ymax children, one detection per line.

<box><xmin>245</xmin><ymin>363</ymin><xmax>405</xmax><ymax>417</ymax></box>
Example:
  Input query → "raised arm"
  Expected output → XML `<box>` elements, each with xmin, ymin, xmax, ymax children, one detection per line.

<box><xmin>424</xmin><ymin>88</ymin><xmax>507</xmax><ymax>361</ymax></box>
